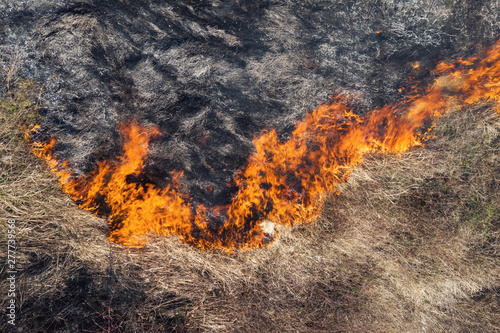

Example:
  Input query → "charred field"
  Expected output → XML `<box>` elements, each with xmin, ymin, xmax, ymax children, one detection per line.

<box><xmin>1</xmin><ymin>0</ymin><xmax>500</xmax><ymax>332</ymax></box>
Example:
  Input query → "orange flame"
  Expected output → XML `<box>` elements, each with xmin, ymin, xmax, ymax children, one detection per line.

<box><xmin>27</xmin><ymin>39</ymin><xmax>500</xmax><ymax>250</ymax></box>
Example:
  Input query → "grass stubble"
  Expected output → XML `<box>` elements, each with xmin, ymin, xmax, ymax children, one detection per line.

<box><xmin>0</xmin><ymin>79</ymin><xmax>499</xmax><ymax>332</ymax></box>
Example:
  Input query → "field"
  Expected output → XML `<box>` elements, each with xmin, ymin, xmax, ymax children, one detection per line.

<box><xmin>1</xmin><ymin>78</ymin><xmax>498</xmax><ymax>332</ymax></box>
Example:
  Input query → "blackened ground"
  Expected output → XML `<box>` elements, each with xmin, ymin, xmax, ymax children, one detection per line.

<box><xmin>1</xmin><ymin>0</ymin><xmax>499</xmax><ymax>206</ymax></box>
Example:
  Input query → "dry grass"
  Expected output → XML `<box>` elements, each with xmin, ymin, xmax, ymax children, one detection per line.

<box><xmin>1</xmin><ymin>81</ymin><xmax>499</xmax><ymax>332</ymax></box>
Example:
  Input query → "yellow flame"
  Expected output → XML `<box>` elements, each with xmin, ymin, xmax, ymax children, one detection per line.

<box><xmin>27</xmin><ymin>39</ymin><xmax>500</xmax><ymax>250</ymax></box>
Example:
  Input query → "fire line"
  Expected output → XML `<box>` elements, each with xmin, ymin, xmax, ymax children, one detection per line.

<box><xmin>27</xmin><ymin>39</ymin><xmax>500</xmax><ymax>251</ymax></box>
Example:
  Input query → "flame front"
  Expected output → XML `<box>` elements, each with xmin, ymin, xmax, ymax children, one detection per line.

<box><xmin>27</xmin><ymin>40</ymin><xmax>500</xmax><ymax>250</ymax></box>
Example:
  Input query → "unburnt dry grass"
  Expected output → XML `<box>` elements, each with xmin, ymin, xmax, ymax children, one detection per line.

<box><xmin>0</xmin><ymin>81</ymin><xmax>499</xmax><ymax>332</ymax></box>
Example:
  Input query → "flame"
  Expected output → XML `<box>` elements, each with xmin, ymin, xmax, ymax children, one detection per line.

<box><xmin>27</xmin><ymin>39</ymin><xmax>500</xmax><ymax>250</ymax></box>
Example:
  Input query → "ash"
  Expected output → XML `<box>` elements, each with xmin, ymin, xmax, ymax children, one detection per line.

<box><xmin>1</xmin><ymin>0</ymin><xmax>498</xmax><ymax>206</ymax></box>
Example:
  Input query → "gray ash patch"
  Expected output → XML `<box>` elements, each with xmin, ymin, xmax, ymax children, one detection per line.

<box><xmin>1</xmin><ymin>0</ymin><xmax>499</xmax><ymax>206</ymax></box>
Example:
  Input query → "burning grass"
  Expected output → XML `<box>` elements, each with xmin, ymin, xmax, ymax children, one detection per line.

<box><xmin>1</xmin><ymin>75</ymin><xmax>499</xmax><ymax>331</ymax></box>
<box><xmin>24</xmin><ymin>38</ymin><xmax>500</xmax><ymax>251</ymax></box>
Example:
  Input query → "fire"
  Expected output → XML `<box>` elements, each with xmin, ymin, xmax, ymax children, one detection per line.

<box><xmin>27</xmin><ymin>39</ymin><xmax>500</xmax><ymax>250</ymax></box>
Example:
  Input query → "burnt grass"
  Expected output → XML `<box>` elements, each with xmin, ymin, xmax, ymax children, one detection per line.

<box><xmin>0</xmin><ymin>1</ymin><xmax>500</xmax><ymax>332</ymax></box>
<box><xmin>1</xmin><ymin>0</ymin><xmax>500</xmax><ymax>207</ymax></box>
